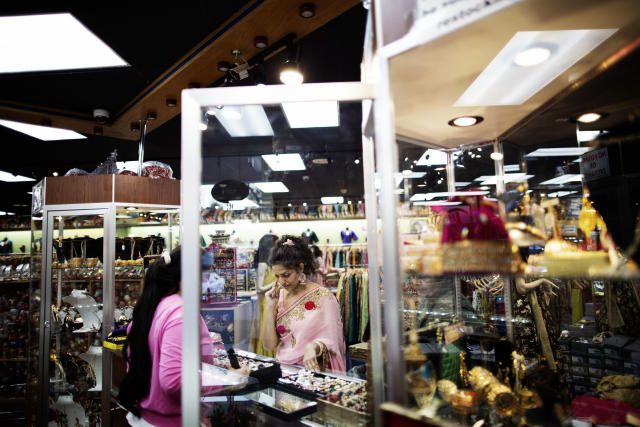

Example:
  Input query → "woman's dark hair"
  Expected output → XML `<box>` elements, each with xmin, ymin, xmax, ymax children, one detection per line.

<box><xmin>269</xmin><ymin>235</ymin><xmax>316</xmax><ymax>275</ymax></box>
<box><xmin>118</xmin><ymin>246</ymin><xmax>182</xmax><ymax>416</ymax></box>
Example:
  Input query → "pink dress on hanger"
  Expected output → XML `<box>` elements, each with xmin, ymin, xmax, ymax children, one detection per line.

<box><xmin>274</xmin><ymin>286</ymin><xmax>346</xmax><ymax>374</ymax></box>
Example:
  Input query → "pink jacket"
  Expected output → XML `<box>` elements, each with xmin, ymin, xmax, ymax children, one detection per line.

<box><xmin>128</xmin><ymin>294</ymin><xmax>214</xmax><ymax>426</ymax></box>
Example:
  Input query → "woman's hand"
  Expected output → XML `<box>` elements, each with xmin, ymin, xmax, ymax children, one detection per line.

<box><xmin>303</xmin><ymin>341</ymin><xmax>321</xmax><ymax>372</ymax></box>
<box><xmin>265</xmin><ymin>283</ymin><xmax>281</xmax><ymax>309</ymax></box>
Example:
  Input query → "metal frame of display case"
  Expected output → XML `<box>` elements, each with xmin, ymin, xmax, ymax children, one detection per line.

<box><xmin>32</xmin><ymin>175</ymin><xmax>179</xmax><ymax>426</ymax></box>
<box><xmin>180</xmin><ymin>82</ymin><xmax>380</xmax><ymax>427</ymax></box>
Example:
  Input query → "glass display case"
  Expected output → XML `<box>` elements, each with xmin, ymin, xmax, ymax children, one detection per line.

<box><xmin>179</xmin><ymin>82</ymin><xmax>381</xmax><ymax>426</ymax></box>
<box><xmin>369</xmin><ymin>0</ymin><xmax>640</xmax><ymax>426</ymax></box>
<box><xmin>29</xmin><ymin>174</ymin><xmax>179</xmax><ymax>426</ymax></box>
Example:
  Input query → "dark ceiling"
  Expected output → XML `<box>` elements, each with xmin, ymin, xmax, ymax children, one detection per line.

<box><xmin>1</xmin><ymin>3</ymin><xmax>640</xmax><ymax>222</ymax></box>
<box><xmin>0</xmin><ymin>3</ymin><xmax>368</xmax><ymax>215</ymax></box>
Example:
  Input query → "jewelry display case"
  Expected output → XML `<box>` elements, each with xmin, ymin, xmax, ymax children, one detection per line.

<box><xmin>367</xmin><ymin>0</ymin><xmax>640</xmax><ymax>426</ymax></box>
<box><xmin>28</xmin><ymin>174</ymin><xmax>179</xmax><ymax>426</ymax></box>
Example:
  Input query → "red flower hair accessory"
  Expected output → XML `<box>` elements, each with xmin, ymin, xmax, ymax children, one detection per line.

<box><xmin>277</xmin><ymin>325</ymin><xmax>286</xmax><ymax>335</ymax></box>
<box><xmin>304</xmin><ymin>301</ymin><xmax>316</xmax><ymax>310</ymax></box>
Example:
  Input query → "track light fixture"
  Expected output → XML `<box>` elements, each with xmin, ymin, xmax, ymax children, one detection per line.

<box><xmin>280</xmin><ymin>44</ymin><xmax>303</xmax><ymax>85</ymax></box>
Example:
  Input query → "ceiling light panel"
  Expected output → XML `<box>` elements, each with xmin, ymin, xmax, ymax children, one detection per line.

<box><xmin>525</xmin><ymin>147</ymin><xmax>593</xmax><ymax>157</ymax></box>
<box><xmin>0</xmin><ymin>13</ymin><xmax>129</xmax><ymax>73</ymax></box>
<box><xmin>0</xmin><ymin>119</ymin><xmax>86</xmax><ymax>141</ymax></box>
<box><xmin>416</xmin><ymin>149</ymin><xmax>461</xmax><ymax>166</ymax></box>
<box><xmin>321</xmin><ymin>196</ymin><xmax>344</xmax><ymax>205</ymax></box>
<box><xmin>261</xmin><ymin>154</ymin><xmax>306</xmax><ymax>171</ymax></box>
<box><xmin>211</xmin><ymin>105</ymin><xmax>273</xmax><ymax>137</ymax></box>
<box><xmin>455</xmin><ymin>29</ymin><xmax>617</xmax><ymax>106</ymax></box>
<box><xmin>251</xmin><ymin>182</ymin><xmax>290</xmax><ymax>193</ymax></box>
<box><xmin>539</xmin><ymin>174</ymin><xmax>583</xmax><ymax>185</ymax></box>
<box><xmin>410</xmin><ymin>190</ymin><xmax>489</xmax><ymax>202</ymax></box>
<box><xmin>0</xmin><ymin>170</ymin><xmax>35</xmax><ymax>182</ymax></box>
<box><xmin>281</xmin><ymin>101</ymin><xmax>339</xmax><ymax>128</ymax></box>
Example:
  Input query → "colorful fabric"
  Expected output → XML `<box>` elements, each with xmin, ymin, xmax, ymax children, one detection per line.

<box><xmin>249</xmin><ymin>267</ymin><xmax>277</xmax><ymax>357</ymax></box>
<box><xmin>275</xmin><ymin>286</ymin><xmax>346</xmax><ymax>374</ymax></box>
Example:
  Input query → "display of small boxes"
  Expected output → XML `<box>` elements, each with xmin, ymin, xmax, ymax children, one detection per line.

<box><xmin>623</xmin><ymin>339</ymin><xmax>640</xmax><ymax>361</ymax></box>
<box><xmin>603</xmin><ymin>335</ymin><xmax>632</xmax><ymax>358</ymax></box>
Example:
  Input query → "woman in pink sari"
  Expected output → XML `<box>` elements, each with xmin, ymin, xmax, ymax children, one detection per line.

<box><xmin>262</xmin><ymin>235</ymin><xmax>346</xmax><ymax>374</ymax></box>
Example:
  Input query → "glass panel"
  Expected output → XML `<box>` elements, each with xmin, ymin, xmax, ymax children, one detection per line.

<box><xmin>109</xmin><ymin>206</ymin><xmax>180</xmax><ymax>422</ymax></box>
<box><xmin>196</xmin><ymin>100</ymin><xmax>370</xmax><ymax>425</ymax></box>
<box><xmin>48</xmin><ymin>213</ymin><xmax>104</xmax><ymax>426</ymax></box>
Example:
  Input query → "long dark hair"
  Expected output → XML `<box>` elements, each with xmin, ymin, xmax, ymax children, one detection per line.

<box><xmin>118</xmin><ymin>246</ymin><xmax>181</xmax><ymax>416</ymax></box>
<box><xmin>269</xmin><ymin>235</ymin><xmax>316</xmax><ymax>275</ymax></box>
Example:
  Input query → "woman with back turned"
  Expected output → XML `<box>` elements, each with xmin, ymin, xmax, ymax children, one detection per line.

<box><xmin>118</xmin><ymin>247</ymin><xmax>246</xmax><ymax>426</ymax></box>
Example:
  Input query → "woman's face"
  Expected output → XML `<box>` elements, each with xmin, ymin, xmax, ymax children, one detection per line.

<box><xmin>272</xmin><ymin>263</ymin><xmax>304</xmax><ymax>290</ymax></box>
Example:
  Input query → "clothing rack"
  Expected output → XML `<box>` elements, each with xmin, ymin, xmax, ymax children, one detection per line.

<box><xmin>336</xmin><ymin>268</ymin><xmax>369</xmax><ymax>346</ymax></box>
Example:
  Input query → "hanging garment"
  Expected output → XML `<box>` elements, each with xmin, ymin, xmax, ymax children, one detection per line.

<box><xmin>340</xmin><ymin>229</ymin><xmax>358</xmax><ymax>244</ymax></box>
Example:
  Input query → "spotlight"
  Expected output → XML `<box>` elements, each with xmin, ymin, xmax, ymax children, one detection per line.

<box><xmin>354</xmin><ymin>159</ymin><xmax>360</xmax><ymax>164</ymax></box>
<box><xmin>280</xmin><ymin>44</ymin><xmax>303</xmax><ymax>85</ymax></box>
<box><xmin>166</xmin><ymin>98</ymin><xmax>177</xmax><ymax>107</ymax></box>
<box><xmin>280</xmin><ymin>60</ymin><xmax>303</xmax><ymax>85</ymax></box>
<box><xmin>576</xmin><ymin>112</ymin><xmax>605</xmax><ymax>123</ymax></box>
<box><xmin>299</xmin><ymin>3</ymin><xmax>316</xmax><ymax>18</ymax></box>
<box><xmin>217</xmin><ymin>61</ymin><xmax>231</xmax><ymax>72</ymax></box>
<box><xmin>254</xmin><ymin>36</ymin><xmax>268</xmax><ymax>49</ymax></box>
<box><xmin>514</xmin><ymin>46</ymin><xmax>552</xmax><ymax>67</ymax></box>
<box><xmin>490</xmin><ymin>152</ymin><xmax>504</xmax><ymax>161</ymax></box>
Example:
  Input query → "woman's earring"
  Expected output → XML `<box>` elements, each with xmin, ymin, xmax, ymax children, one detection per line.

<box><xmin>299</xmin><ymin>272</ymin><xmax>306</xmax><ymax>284</ymax></box>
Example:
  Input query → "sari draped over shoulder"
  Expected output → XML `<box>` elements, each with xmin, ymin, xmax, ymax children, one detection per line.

<box><xmin>276</xmin><ymin>286</ymin><xmax>346</xmax><ymax>374</ymax></box>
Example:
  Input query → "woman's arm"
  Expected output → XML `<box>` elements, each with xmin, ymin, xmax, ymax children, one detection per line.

<box><xmin>261</xmin><ymin>285</ymin><xmax>280</xmax><ymax>352</ymax></box>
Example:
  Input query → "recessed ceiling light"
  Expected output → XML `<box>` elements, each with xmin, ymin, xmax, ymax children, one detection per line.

<box><xmin>0</xmin><ymin>118</ymin><xmax>86</xmax><ymax>141</ymax></box>
<box><xmin>262</xmin><ymin>154</ymin><xmax>306</xmax><ymax>171</ymax></box>
<box><xmin>0</xmin><ymin>13</ymin><xmax>129</xmax><ymax>73</ymax></box>
<box><xmin>251</xmin><ymin>182</ymin><xmax>290</xmax><ymax>193</ymax></box>
<box><xmin>490</xmin><ymin>152</ymin><xmax>504</xmax><ymax>160</ymax></box>
<box><xmin>281</xmin><ymin>101</ymin><xmax>338</xmax><ymax>128</ymax></box>
<box><xmin>448</xmin><ymin>116</ymin><xmax>483</xmax><ymax>127</ymax></box>
<box><xmin>455</xmin><ymin>29</ymin><xmax>617</xmax><ymax>106</ymax></box>
<box><xmin>514</xmin><ymin>46</ymin><xmax>552</xmax><ymax>67</ymax></box>
<box><xmin>126</xmin><ymin>206</ymin><xmax>136</xmax><ymax>211</ymax></box>
<box><xmin>576</xmin><ymin>112</ymin><xmax>603</xmax><ymax>123</ymax></box>
<box><xmin>321</xmin><ymin>196</ymin><xmax>344</xmax><ymax>205</ymax></box>
<box><xmin>354</xmin><ymin>159</ymin><xmax>360</xmax><ymax>165</ymax></box>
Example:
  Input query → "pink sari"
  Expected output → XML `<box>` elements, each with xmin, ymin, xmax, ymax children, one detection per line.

<box><xmin>275</xmin><ymin>286</ymin><xmax>346</xmax><ymax>374</ymax></box>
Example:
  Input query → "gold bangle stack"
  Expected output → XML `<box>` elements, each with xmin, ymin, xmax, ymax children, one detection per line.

<box><xmin>468</xmin><ymin>366</ymin><xmax>518</xmax><ymax>416</ymax></box>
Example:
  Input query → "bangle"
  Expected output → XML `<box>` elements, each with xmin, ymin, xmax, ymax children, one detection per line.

<box><xmin>314</xmin><ymin>341</ymin><xmax>325</xmax><ymax>356</ymax></box>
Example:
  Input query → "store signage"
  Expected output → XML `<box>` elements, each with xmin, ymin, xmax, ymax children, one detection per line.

<box><xmin>580</xmin><ymin>148</ymin><xmax>610</xmax><ymax>182</ymax></box>
<box><xmin>384</xmin><ymin>0</ymin><xmax>522</xmax><ymax>57</ymax></box>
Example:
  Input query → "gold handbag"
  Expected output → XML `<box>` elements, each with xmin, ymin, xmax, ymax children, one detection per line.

<box><xmin>597</xmin><ymin>375</ymin><xmax>640</xmax><ymax>409</ymax></box>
